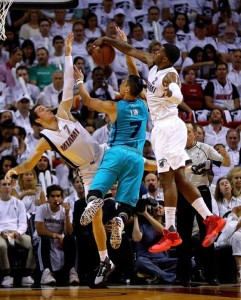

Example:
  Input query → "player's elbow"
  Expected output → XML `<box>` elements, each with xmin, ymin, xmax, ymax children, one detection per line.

<box><xmin>168</xmin><ymin>82</ymin><xmax>183</xmax><ymax>104</ymax></box>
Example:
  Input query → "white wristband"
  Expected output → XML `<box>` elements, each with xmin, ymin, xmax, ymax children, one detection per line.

<box><xmin>76</xmin><ymin>79</ymin><xmax>84</xmax><ymax>85</ymax></box>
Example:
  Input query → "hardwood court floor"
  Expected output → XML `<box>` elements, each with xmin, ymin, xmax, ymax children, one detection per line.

<box><xmin>0</xmin><ymin>284</ymin><xmax>241</xmax><ymax>300</ymax></box>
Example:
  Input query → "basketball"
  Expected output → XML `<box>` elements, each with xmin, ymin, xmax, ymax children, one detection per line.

<box><xmin>92</xmin><ymin>43</ymin><xmax>116</xmax><ymax>66</ymax></box>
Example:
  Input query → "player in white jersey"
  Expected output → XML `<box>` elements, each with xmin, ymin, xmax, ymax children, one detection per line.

<box><xmin>92</xmin><ymin>30</ymin><xmax>226</xmax><ymax>253</ymax></box>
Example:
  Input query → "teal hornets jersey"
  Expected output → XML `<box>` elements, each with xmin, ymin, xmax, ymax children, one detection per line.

<box><xmin>108</xmin><ymin>99</ymin><xmax>148</xmax><ymax>153</ymax></box>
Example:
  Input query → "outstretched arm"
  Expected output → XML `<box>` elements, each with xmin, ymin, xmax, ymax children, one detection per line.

<box><xmin>5</xmin><ymin>138</ymin><xmax>51</xmax><ymax>179</ymax></box>
<box><xmin>73</xmin><ymin>66</ymin><xmax>117</xmax><ymax>122</ymax></box>
<box><xmin>57</xmin><ymin>33</ymin><xmax>75</xmax><ymax>122</ymax></box>
<box><xmin>92</xmin><ymin>36</ymin><xmax>154</xmax><ymax>67</ymax></box>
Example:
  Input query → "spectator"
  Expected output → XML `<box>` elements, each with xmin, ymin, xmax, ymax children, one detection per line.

<box><xmin>13</xmin><ymin>126</ymin><xmax>31</xmax><ymax>164</ymax></box>
<box><xmin>50</xmin><ymin>9</ymin><xmax>72</xmax><ymax>40</ymax></box>
<box><xmin>0</xmin><ymin>155</ymin><xmax>17</xmax><ymax>177</ymax></box>
<box><xmin>92</xmin><ymin>114</ymin><xmax>111</xmax><ymax>144</ymax></box>
<box><xmin>132</xmin><ymin>203</ymin><xmax>177</xmax><ymax>284</ymax></box>
<box><xmin>227</xmin><ymin>49</ymin><xmax>241</xmax><ymax>100</ymax></box>
<box><xmin>14</xmin><ymin>93</ymin><xmax>33</xmax><ymax>136</ymax></box>
<box><xmin>64</xmin><ymin>175</ymin><xmax>85</xmax><ymax>212</ymax></box>
<box><xmin>95</xmin><ymin>0</ymin><xmax>115</xmax><ymax>34</ymax></box>
<box><xmin>113</xmin><ymin>8</ymin><xmax>131</xmax><ymax>36</ymax></box>
<box><xmin>204</xmin><ymin>62</ymin><xmax>240</xmax><ymax>111</ymax></box>
<box><xmin>0</xmin><ymin>47</ymin><xmax>23</xmax><ymax>89</ymax></box>
<box><xmin>49</xmin><ymin>36</ymin><xmax>65</xmax><ymax>70</ymax></box>
<box><xmin>145</xmin><ymin>6</ymin><xmax>163</xmax><ymax>42</ymax></box>
<box><xmin>10</xmin><ymin>65</ymin><xmax>40</xmax><ymax>107</ymax></box>
<box><xmin>21</xmin><ymin>39</ymin><xmax>36</xmax><ymax>68</ymax></box>
<box><xmin>225</xmin><ymin>129</ymin><xmax>241</xmax><ymax>167</ymax></box>
<box><xmin>0</xmin><ymin>40</ymin><xmax>9</xmax><ymax>64</ymax></box>
<box><xmin>0</xmin><ymin>176</ymin><xmax>35</xmax><ymax>287</ymax></box>
<box><xmin>0</xmin><ymin>120</ymin><xmax>18</xmax><ymax>160</ymax></box>
<box><xmin>39</xmin><ymin>70</ymin><xmax>63</xmax><ymax>109</ymax></box>
<box><xmin>29</xmin><ymin>47</ymin><xmax>59</xmax><ymax>90</ymax></box>
<box><xmin>19</xmin><ymin>9</ymin><xmax>41</xmax><ymax>41</ymax></box>
<box><xmin>71</xmin><ymin>21</ymin><xmax>88</xmax><ymax>59</ymax></box>
<box><xmin>84</xmin><ymin>13</ymin><xmax>103</xmax><ymax>39</ymax></box>
<box><xmin>142</xmin><ymin>173</ymin><xmax>164</xmax><ymax>203</ymax></box>
<box><xmin>131</xmin><ymin>23</ymin><xmax>151</xmax><ymax>52</ymax></box>
<box><xmin>196</xmin><ymin>125</ymin><xmax>205</xmax><ymax>143</ymax></box>
<box><xmin>203</xmin><ymin>108</ymin><xmax>229</xmax><ymax>146</ymax></box>
<box><xmin>31</xmin><ymin>18</ymin><xmax>53</xmax><ymax>55</ymax></box>
<box><xmin>172</xmin><ymin>13</ymin><xmax>192</xmax><ymax>45</ymax></box>
<box><xmin>35</xmin><ymin>184</ymin><xmax>79</xmax><ymax>285</ymax></box>
<box><xmin>228</xmin><ymin>167</ymin><xmax>241</xmax><ymax>198</ymax></box>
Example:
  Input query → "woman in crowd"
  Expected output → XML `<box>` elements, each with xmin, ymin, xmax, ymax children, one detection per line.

<box><xmin>228</xmin><ymin>167</ymin><xmax>241</xmax><ymax>199</ymax></box>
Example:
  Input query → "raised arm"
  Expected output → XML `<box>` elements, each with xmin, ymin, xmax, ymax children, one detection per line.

<box><xmin>5</xmin><ymin>138</ymin><xmax>51</xmax><ymax>179</ymax></box>
<box><xmin>93</xmin><ymin>36</ymin><xmax>154</xmax><ymax>67</ymax></box>
<box><xmin>73</xmin><ymin>66</ymin><xmax>117</xmax><ymax>122</ymax></box>
<box><xmin>57</xmin><ymin>33</ymin><xmax>75</xmax><ymax>122</ymax></box>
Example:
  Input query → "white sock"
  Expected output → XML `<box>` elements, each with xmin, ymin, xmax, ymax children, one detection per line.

<box><xmin>99</xmin><ymin>250</ymin><xmax>108</xmax><ymax>261</ymax></box>
<box><xmin>165</xmin><ymin>207</ymin><xmax>176</xmax><ymax>230</ymax></box>
<box><xmin>192</xmin><ymin>197</ymin><xmax>212</xmax><ymax>219</ymax></box>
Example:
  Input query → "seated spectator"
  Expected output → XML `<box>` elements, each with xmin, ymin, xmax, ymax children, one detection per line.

<box><xmin>211</xmin><ymin>1</ymin><xmax>239</xmax><ymax>37</ymax></box>
<box><xmin>25</xmin><ymin>122</ymin><xmax>43</xmax><ymax>155</ymax></box>
<box><xmin>10</xmin><ymin>66</ymin><xmax>40</xmax><ymax>107</ymax></box>
<box><xmin>34</xmin><ymin>153</ymin><xmax>59</xmax><ymax>190</ymax></box>
<box><xmin>14</xmin><ymin>93</ymin><xmax>33</xmax><ymax>136</ymax></box>
<box><xmin>0</xmin><ymin>47</ymin><xmax>23</xmax><ymax>89</ymax></box>
<box><xmin>0</xmin><ymin>82</ymin><xmax>10</xmax><ymax>110</ymax></box>
<box><xmin>92</xmin><ymin>114</ymin><xmax>111</xmax><ymax>144</ymax></box>
<box><xmin>142</xmin><ymin>173</ymin><xmax>164</xmax><ymax>203</ymax></box>
<box><xmin>35</xmin><ymin>184</ymin><xmax>79</xmax><ymax>285</ymax></box>
<box><xmin>225</xmin><ymin>129</ymin><xmax>241</xmax><ymax>167</ymax></box>
<box><xmin>204</xmin><ymin>62</ymin><xmax>240</xmax><ymax>111</ymax></box>
<box><xmin>172</xmin><ymin>13</ymin><xmax>192</xmax><ymax>45</ymax></box>
<box><xmin>203</xmin><ymin>108</ymin><xmax>229</xmax><ymax>146</ymax></box>
<box><xmin>29</xmin><ymin>47</ymin><xmax>59</xmax><ymax>91</ymax></box>
<box><xmin>132</xmin><ymin>203</ymin><xmax>177</xmax><ymax>284</ymax></box>
<box><xmin>202</xmin><ymin>44</ymin><xmax>220</xmax><ymax>80</ymax></box>
<box><xmin>12</xmin><ymin>170</ymin><xmax>46</xmax><ymax>217</ymax></box>
<box><xmin>50</xmin><ymin>9</ymin><xmax>72</xmax><ymax>40</ymax></box>
<box><xmin>0</xmin><ymin>176</ymin><xmax>35</xmax><ymax>287</ymax></box>
<box><xmin>0</xmin><ymin>155</ymin><xmax>17</xmax><ymax>177</ymax></box>
<box><xmin>19</xmin><ymin>9</ymin><xmax>41</xmax><ymax>41</ymax></box>
<box><xmin>21</xmin><ymin>39</ymin><xmax>36</xmax><ymax>68</ymax></box>
<box><xmin>39</xmin><ymin>70</ymin><xmax>63</xmax><ymax>110</ymax></box>
<box><xmin>145</xmin><ymin>6</ymin><xmax>164</xmax><ymax>42</ymax></box>
<box><xmin>3</xmin><ymin>25</ymin><xmax>21</xmax><ymax>54</ymax></box>
<box><xmin>71</xmin><ymin>21</ymin><xmax>88</xmax><ymax>59</ymax></box>
<box><xmin>64</xmin><ymin>175</ymin><xmax>85</xmax><ymax>212</ymax></box>
<box><xmin>227</xmin><ymin>167</ymin><xmax>241</xmax><ymax>199</ymax></box>
<box><xmin>227</xmin><ymin>49</ymin><xmax>241</xmax><ymax>99</ymax></box>
<box><xmin>95</xmin><ymin>0</ymin><xmax>115</xmax><ymax>34</ymax></box>
<box><xmin>0</xmin><ymin>40</ymin><xmax>9</xmax><ymax>64</ymax></box>
<box><xmin>0</xmin><ymin>110</ymin><xmax>14</xmax><ymax>125</ymax></box>
<box><xmin>49</xmin><ymin>36</ymin><xmax>65</xmax><ymax>70</ymax></box>
<box><xmin>217</xmin><ymin>26</ymin><xmax>241</xmax><ymax>63</ymax></box>
<box><xmin>13</xmin><ymin>126</ymin><xmax>32</xmax><ymax>164</ymax></box>
<box><xmin>179</xmin><ymin>66</ymin><xmax>205</xmax><ymax>118</ymax></box>
<box><xmin>31</xmin><ymin>18</ymin><xmax>53</xmax><ymax>55</ymax></box>
<box><xmin>196</xmin><ymin>125</ymin><xmax>205</xmax><ymax>143</ymax></box>
<box><xmin>131</xmin><ymin>23</ymin><xmax>151</xmax><ymax>52</ymax></box>
<box><xmin>84</xmin><ymin>12</ymin><xmax>103</xmax><ymax>39</ymax></box>
<box><xmin>0</xmin><ymin>120</ymin><xmax>18</xmax><ymax>160</ymax></box>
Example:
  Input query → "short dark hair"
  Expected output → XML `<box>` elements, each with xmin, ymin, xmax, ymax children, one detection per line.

<box><xmin>185</xmin><ymin>120</ymin><xmax>197</xmax><ymax>131</ymax></box>
<box><xmin>29</xmin><ymin>105</ymin><xmax>41</xmax><ymax>127</ymax></box>
<box><xmin>127</xmin><ymin>75</ymin><xmax>143</xmax><ymax>97</ymax></box>
<box><xmin>46</xmin><ymin>184</ymin><xmax>64</xmax><ymax>198</ymax></box>
<box><xmin>163</xmin><ymin>43</ymin><xmax>180</xmax><ymax>65</ymax></box>
<box><xmin>53</xmin><ymin>35</ymin><xmax>64</xmax><ymax>44</ymax></box>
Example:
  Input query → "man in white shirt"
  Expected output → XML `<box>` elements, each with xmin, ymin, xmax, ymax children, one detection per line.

<box><xmin>204</xmin><ymin>108</ymin><xmax>229</xmax><ymax>146</ymax></box>
<box><xmin>50</xmin><ymin>9</ymin><xmax>72</xmax><ymax>40</ymax></box>
<box><xmin>225</xmin><ymin>129</ymin><xmax>241</xmax><ymax>166</ymax></box>
<box><xmin>14</xmin><ymin>93</ymin><xmax>33</xmax><ymax>136</ymax></box>
<box><xmin>0</xmin><ymin>176</ymin><xmax>35</xmax><ymax>287</ymax></box>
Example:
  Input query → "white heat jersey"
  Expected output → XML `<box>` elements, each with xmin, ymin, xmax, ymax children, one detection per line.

<box><xmin>211</xmin><ymin>79</ymin><xmax>234</xmax><ymax>109</ymax></box>
<box><xmin>40</xmin><ymin>117</ymin><xmax>101</xmax><ymax>169</ymax></box>
<box><xmin>147</xmin><ymin>66</ymin><xmax>180</xmax><ymax>121</ymax></box>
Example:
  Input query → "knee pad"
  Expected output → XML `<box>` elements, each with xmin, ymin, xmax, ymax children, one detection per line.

<box><xmin>87</xmin><ymin>190</ymin><xmax>103</xmax><ymax>203</ymax></box>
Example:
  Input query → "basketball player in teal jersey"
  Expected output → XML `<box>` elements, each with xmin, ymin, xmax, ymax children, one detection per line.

<box><xmin>74</xmin><ymin>28</ymin><xmax>148</xmax><ymax>286</ymax></box>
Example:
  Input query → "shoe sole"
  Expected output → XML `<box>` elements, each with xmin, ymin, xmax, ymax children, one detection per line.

<box><xmin>149</xmin><ymin>238</ymin><xmax>182</xmax><ymax>253</ymax></box>
<box><xmin>202</xmin><ymin>218</ymin><xmax>226</xmax><ymax>247</ymax></box>
<box><xmin>80</xmin><ymin>199</ymin><xmax>104</xmax><ymax>226</ymax></box>
<box><xmin>110</xmin><ymin>219</ymin><xmax>123</xmax><ymax>249</ymax></box>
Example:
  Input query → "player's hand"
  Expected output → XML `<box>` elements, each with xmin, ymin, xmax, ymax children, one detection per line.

<box><xmin>91</xmin><ymin>37</ymin><xmax>108</xmax><ymax>52</ymax></box>
<box><xmin>73</xmin><ymin>65</ymin><xmax>84</xmax><ymax>82</ymax></box>
<box><xmin>5</xmin><ymin>169</ymin><xmax>18</xmax><ymax>180</ymax></box>
<box><xmin>116</xmin><ymin>27</ymin><xmax>127</xmax><ymax>42</ymax></box>
<box><xmin>65</xmin><ymin>32</ymin><xmax>74</xmax><ymax>55</ymax></box>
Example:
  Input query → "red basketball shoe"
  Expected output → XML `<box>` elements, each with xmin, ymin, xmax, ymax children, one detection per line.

<box><xmin>148</xmin><ymin>230</ymin><xmax>182</xmax><ymax>253</ymax></box>
<box><xmin>202</xmin><ymin>215</ymin><xmax>226</xmax><ymax>247</ymax></box>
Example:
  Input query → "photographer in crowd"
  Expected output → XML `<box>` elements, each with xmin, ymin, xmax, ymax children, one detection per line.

<box><xmin>132</xmin><ymin>198</ymin><xmax>177</xmax><ymax>284</ymax></box>
<box><xmin>175</xmin><ymin>121</ymin><xmax>230</xmax><ymax>286</ymax></box>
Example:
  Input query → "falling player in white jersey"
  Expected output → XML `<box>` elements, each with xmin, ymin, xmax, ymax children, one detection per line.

<box><xmin>92</xmin><ymin>32</ymin><xmax>226</xmax><ymax>253</ymax></box>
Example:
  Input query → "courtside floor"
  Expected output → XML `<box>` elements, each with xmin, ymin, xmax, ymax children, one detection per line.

<box><xmin>0</xmin><ymin>284</ymin><xmax>241</xmax><ymax>300</ymax></box>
